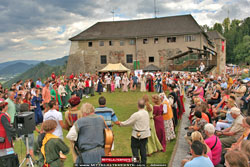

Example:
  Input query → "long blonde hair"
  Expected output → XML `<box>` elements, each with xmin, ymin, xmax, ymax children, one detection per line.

<box><xmin>143</xmin><ymin>95</ymin><xmax>152</xmax><ymax>112</ymax></box>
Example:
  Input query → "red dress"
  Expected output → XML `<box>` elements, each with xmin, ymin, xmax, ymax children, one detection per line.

<box><xmin>0</xmin><ymin>112</ymin><xmax>13</xmax><ymax>149</ymax></box>
<box><xmin>153</xmin><ymin>105</ymin><xmax>166</xmax><ymax>152</ymax></box>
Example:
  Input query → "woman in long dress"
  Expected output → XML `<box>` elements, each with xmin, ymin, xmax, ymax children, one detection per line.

<box><xmin>122</xmin><ymin>74</ymin><xmax>129</xmax><ymax>92</ymax></box>
<box><xmin>140</xmin><ymin>74</ymin><xmax>146</xmax><ymax>92</ymax></box>
<box><xmin>143</xmin><ymin>95</ymin><xmax>163</xmax><ymax>155</ymax></box>
<box><xmin>152</xmin><ymin>94</ymin><xmax>166</xmax><ymax>152</ymax></box>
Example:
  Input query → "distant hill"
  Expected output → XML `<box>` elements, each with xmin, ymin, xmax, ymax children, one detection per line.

<box><xmin>4</xmin><ymin>62</ymin><xmax>66</xmax><ymax>87</ymax></box>
<box><xmin>0</xmin><ymin>60</ymin><xmax>40</xmax><ymax>70</ymax></box>
<box><xmin>0</xmin><ymin>56</ymin><xmax>68</xmax><ymax>79</ymax></box>
<box><xmin>0</xmin><ymin>62</ymin><xmax>34</xmax><ymax>75</ymax></box>
<box><xmin>43</xmin><ymin>56</ymin><xmax>68</xmax><ymax>66</ymax></box>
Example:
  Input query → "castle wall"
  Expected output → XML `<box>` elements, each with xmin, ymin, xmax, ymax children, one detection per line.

<box><xmin>66</xmin><ymin>33</ymin><xmax>205</xmax><ymax>74</ymax></box>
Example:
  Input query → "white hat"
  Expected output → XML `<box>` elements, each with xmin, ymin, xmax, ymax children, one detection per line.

<box><xmin>230</xmin><ymin>107</ymin><xmax>241</xmax><ymax>115</ymax></box>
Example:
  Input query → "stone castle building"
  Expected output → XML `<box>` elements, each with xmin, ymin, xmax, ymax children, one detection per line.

<box><xmin>66</xmin><ymin>14</ymin><xmax>226</xmax><ymax>75</ymax></box>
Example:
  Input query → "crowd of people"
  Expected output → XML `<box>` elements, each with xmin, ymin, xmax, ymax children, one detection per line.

<box><xmin>0</xmin><ymin>70</ymin><xmax>250</xmax><ymax>166</ymax></box>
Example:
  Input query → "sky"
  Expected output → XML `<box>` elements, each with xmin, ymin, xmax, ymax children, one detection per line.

<box><xmin>0</xmin><ymin>0</ymin><xmax>249</xmax><ymax>63</ymax></box>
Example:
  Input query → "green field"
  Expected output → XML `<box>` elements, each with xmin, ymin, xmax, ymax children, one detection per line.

<box><xmin>14</xmin><ymin>91</ymin><xmax>179</xmax><ymax>166</ymax></box>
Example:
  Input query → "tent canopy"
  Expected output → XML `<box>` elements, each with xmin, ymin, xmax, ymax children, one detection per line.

<box><xmin>99</xmin><ymin>63</ymin><xmax>130</xmax><ymax>72</ymax></box>
<box><xmin>143</xmin><ymin>64</ymin><xmax>160</xmax><ymax>72</ymax></box>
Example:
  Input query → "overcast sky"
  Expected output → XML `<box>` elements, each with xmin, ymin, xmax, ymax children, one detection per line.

<box><xmin>0</xmin><ymin>0</ymin><xmax>249</xmax><ymax>63</ymax></box>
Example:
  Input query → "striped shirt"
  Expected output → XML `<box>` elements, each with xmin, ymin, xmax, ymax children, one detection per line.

<box><xmin>95</xmin><ymin>107</ymin><xmax>118</xmax><ymax>129</ymax></box>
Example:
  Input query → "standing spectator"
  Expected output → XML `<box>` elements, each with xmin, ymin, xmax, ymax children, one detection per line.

<box><xmin>95</xmin><ymin>96</ymin><xmax>119</xmax><ymax>153</ymax></box>
<box><xmin>140</xmin><ymin>74</ymin><xmax>146</xmax><ymax>92</ymax></box>
<box><xmin>120</xmin><ymin>99</ymin><xmax>151</xmax><ymax>164</ymax></box>
<box><xmin>43</xmin><ymin>100</ymin><xmax>65</xmax><ymax>139</ymax></box>
<box><xmin>5</xmin><ymin>91</ymin><xmax>16</xmax><ymax>124</ymax></box>
<box><xmin>66</xmin><ymin>103</ymin><xmax>106</xmax><ymax>164</ymax></box>
<box><xmin>105</xmin><ymin>75</ymin><xmax>112</xmax><ymax>93</ymax></box>
<box><xmin>122</xmin><ymin>74</ymin><xmax>129</xmax><ymax>92</ymax></box>
<box><xmin>132</xmin><ymin>74</ymin><xmax>138</xmax><ymax>91</ymax></box>
<box><xmin>51</xmin><ymin>84</ymin><xmax>62</xmax><ymax>111</ymax></box>
<box><xmin>32</xmin><ymin>89</ymin><xmax>43</xmax><ymax>125</ymax></box>
<box><xmin>36</xmin><ymin>78</ymin><xmax>42</xmax><ymax>88</ymax></box>
<box><xmin>115</xmin><ymin>74</ymin><xmax>121</xmax><ymax>89</ymax></box>
<box><xmin>42</xmin><ymin>81</ymin><xmax>51</xmax><ymax>106</ymax></box>
<box><xmin>58</xmin><ymin>81</ymin><xmax>67</xmax><ymax>109</ymax></box>
<box><xmin>51</xmin><ymin>72</ymin><xmax>56</xmax><ymax>80</ymax></box>
<box><xmin>0</xmin><ymin>100</ymin><xmax>16</xmax><ymax>149</ymax></box>
<box><xmin>34</xmin><ymin>120</ymin><xmax>69</xmax><ymax>167</ymax></box>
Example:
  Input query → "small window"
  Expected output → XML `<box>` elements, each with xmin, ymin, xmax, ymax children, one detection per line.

<box><xmin>100</xmin><ymin>55</ymin><xmax>107</xmax><ymax>64</ymax></box>
<box><xmin>149</xmin><ymin>57</ymin><xmax>154</xmax><ymax>62</ymax></box>
<box><xmin>120</xmin><ymin>41</ymin><xmax>124</xmax><ymax>46</ymax></box>
<box><xmin>99</xmin><ymin>41</ymin><xmax>104</xmax><ymax>46</ymax></box>
<box><xmin>154</xmin><ymin>38</ymin><xmax>159</xmax><ymax>44</ymax></box>
<box><xmin>185</xmin><ymin>35</ymin><xmax>195</xmax><ymax>42</ymax></box>
<box><xmin>129</xmin><ymin>39</ymin><xmax>135</xmax><ymax>45</ymax></box>
<box><xmin>109</xmin><ymin>41</ymin><xmax>113</xmax><ymax>46</ymax></box>
<box><xmin>88</xmin><ymin>41</ymin><xmax>92</xmax><ymax>47</ymax></box>
<box><xmin>126</xmin><ymin>54</ymin><xmax>133</xmax><ymax>63</ymax></box>
<box><xmin>143</xmin><ymin>38</ymin><xmax>148</xmax><ymax>44</ymax></box>
<box><xmin>167</xmin><ymin>37</ymin><xmax>176</xmax><ymax>43</ymax></box>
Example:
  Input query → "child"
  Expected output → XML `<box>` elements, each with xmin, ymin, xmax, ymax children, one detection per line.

<box><xmin>34</xmin><ymin>120</ymin><xmax>69</xmax><ymax>167</ymax></box>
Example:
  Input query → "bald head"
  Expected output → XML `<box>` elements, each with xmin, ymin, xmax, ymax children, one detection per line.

<box><xmin>138</xmin><ymin>99</ymin><xmax>145</xmax><ymax>109</ymax></box>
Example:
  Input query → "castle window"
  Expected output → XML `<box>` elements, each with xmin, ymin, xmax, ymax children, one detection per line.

<box><xmin>120</xmin><ymin>41</ymin><xmax>124</xmax><ymax>46</ymax></box>
<box><xmin>99</xmin><ymin>41</ymin><xmax>104</xmax><ymax>46</ymax></box>
<box><xmin>109</xmin><ymin>41</ymin><xmax>113</xmax><ymax>46</ymax></box>
<box><xmin>126</xmin><ymin>54</ymin><xmax>133</xmax><ymax>63</ymax></box>
<box><xmin>154</xmin><ymin>38</ymin><xmax>159</xmax><ymax>44</ymax></box>
<box><xmin>100</xmin><ymin>55</ymin><xmax>107</xmax><ymax>64</ymax></box>
<box><xmin>88</xmin><ymin>41</ymin><xmax>93</xmax><ymax>47</ymax></box>
<box><xmin>149</xmin><ymin>57</ymin><xmax>154</xmax><ymax>63</ymax></box>
<box><xmin>143</xmin><ymin>38</ymin><xmax>148</xmax><ymax>44</ymax></box>
<box><xmin>129</xmin><ymin>39</ymin><xmax>135</xmax><ymax>45</ymax></box>
<box><xmin>184</xmin><ymin>35</ymin><xmax>195</xmax><ymax>42</ymax></box>
<box><xmin>167</xmin><ymin>37</ymin><xmax>176</xmax><ymax>43</ymax></box>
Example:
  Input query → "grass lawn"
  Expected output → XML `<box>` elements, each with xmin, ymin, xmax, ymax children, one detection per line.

<box><xmin>14</xmin><ymin>90</ymin><xmax>179</xmax><ymax>166</ymax></box>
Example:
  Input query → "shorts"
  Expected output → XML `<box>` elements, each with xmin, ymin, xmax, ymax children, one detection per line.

<box><xmin>21</xmin><ymin>133</ymin><xmax>34</xmax><ymax>150</ymax></box>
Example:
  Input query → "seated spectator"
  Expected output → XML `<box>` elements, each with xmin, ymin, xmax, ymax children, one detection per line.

<box><xmin>183</xmin><ymin>140</ymin><xmax>213</xmax><ymax>167</ymax></box>
<box><xmin>240</xmin><ymin>140</ymin><xmax>250</xmax><ymax>161</ymax></box>
<box><xmin>213</xmin><ymin>90</ymin><xmax>230</xmax><ymax>112</ymax></box>
<box><xmin>215</xmin><ymin>99</ymin><xmax>235</xmax><ymax>131</ymax></box>
<box><xmin>207</xmin><ymin>84</ymin><xmax>221</xmax><ymax>109</ymax></box>
<box><xmin>216</xmin><ymin>107</ymin><xmax>245</xmax><ymax>149</ymax></box>
<box><xmin>204</xmin><ymin>123</ymin><xmax>222</xmax><ymax>166</ymax></box>
<box><xmin>191</xmin><ymin>131</ymin><xmax>212</xmax><ymax>161</ymax></box>
<box><xmin>185</xmin><ymin>111</ymin><xmax>207</xmax><ymax>144</ymax></box>
<box><xmin>224</xmin><ymin>150</ymin><xmax>249</xmax><ymax>167</ymax></box>
<box><xmin>226</xmin><ymin>116</ymin><xmax>250</xmax><ymax>151</ymax></box>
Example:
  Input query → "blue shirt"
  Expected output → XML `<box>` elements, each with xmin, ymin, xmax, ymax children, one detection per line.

<box><xmin>226</xmin><ymin>112</ymin><xmax>234</xmax><ymax>124</ymax></box>
<box><xmin>184</xmin><ymin>156</ymin><xmax>213</xmax><ymax>167</ymax></box>
<box><xmin>95</xmin><ymin>107</ymin><xmax>118</xmax><ymax>129</ymax></box>
<box><xmin>132</xmin><ymin>76</ymin><xmax>138</xmax><ymax>84</ymax></box>
<box><xmin>221</xmin><ymin>82</ymin><xmax>228</xmax><ymax>89</ymax></box>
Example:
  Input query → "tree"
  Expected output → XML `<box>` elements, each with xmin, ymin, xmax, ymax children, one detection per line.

<box><xmin>222</xmin><ymin>17</ymin><xmax>230</xmax><ymax>33</ymax></box>
<box><xmin>234</xmin><ymin>35</ymin><xmax>250</xmax><ymax>63</ymax></box>
<box><xmin>201</xmin><ymin>24</ymin><xmax>211</xmax><ymax>32</ymax></box>
<box><xmin>213</xmin><ymin>23</ymin><xmax>223</xmax><ymax>34</ymax></box>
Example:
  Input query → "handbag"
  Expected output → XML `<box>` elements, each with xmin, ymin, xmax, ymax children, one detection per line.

<box><xmin>0</xmin><ymin>137</ymin><xmax>5</xmax><ymax>143</ymax></box>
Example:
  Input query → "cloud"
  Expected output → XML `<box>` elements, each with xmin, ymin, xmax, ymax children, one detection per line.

<box><xmin>0</xmin><ymin>0</ymin><xmax>249</xmax><ymax>63</ymax></box>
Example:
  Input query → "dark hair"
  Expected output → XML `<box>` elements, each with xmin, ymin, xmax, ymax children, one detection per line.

<box><xmin>98</xmin><ymin>96</ymin><xmax>106</xmax><ymax>105</ymax></box>
<box><xmin>48</xmin><ymin>100</ymin><xmax>56</xmax><ymax>109</ymax></box>
<box><xmin>191</xmin><ymin>140</ymin><xmax>204</xmax><ymax>156</ymax></box>
<box><xmin>138</xmin><ymin>99</ymin><xmax>145</xmax><ymax>109</ymax></box>
<box><xmin>194</xmin><ymin>111</ymin><xmax>202</xmax><ymax>118</ymax></box>
<box><xmin>230</xmin><ymin>95</ymin><xmax>236</xmax><ymax>101</ymax></box>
